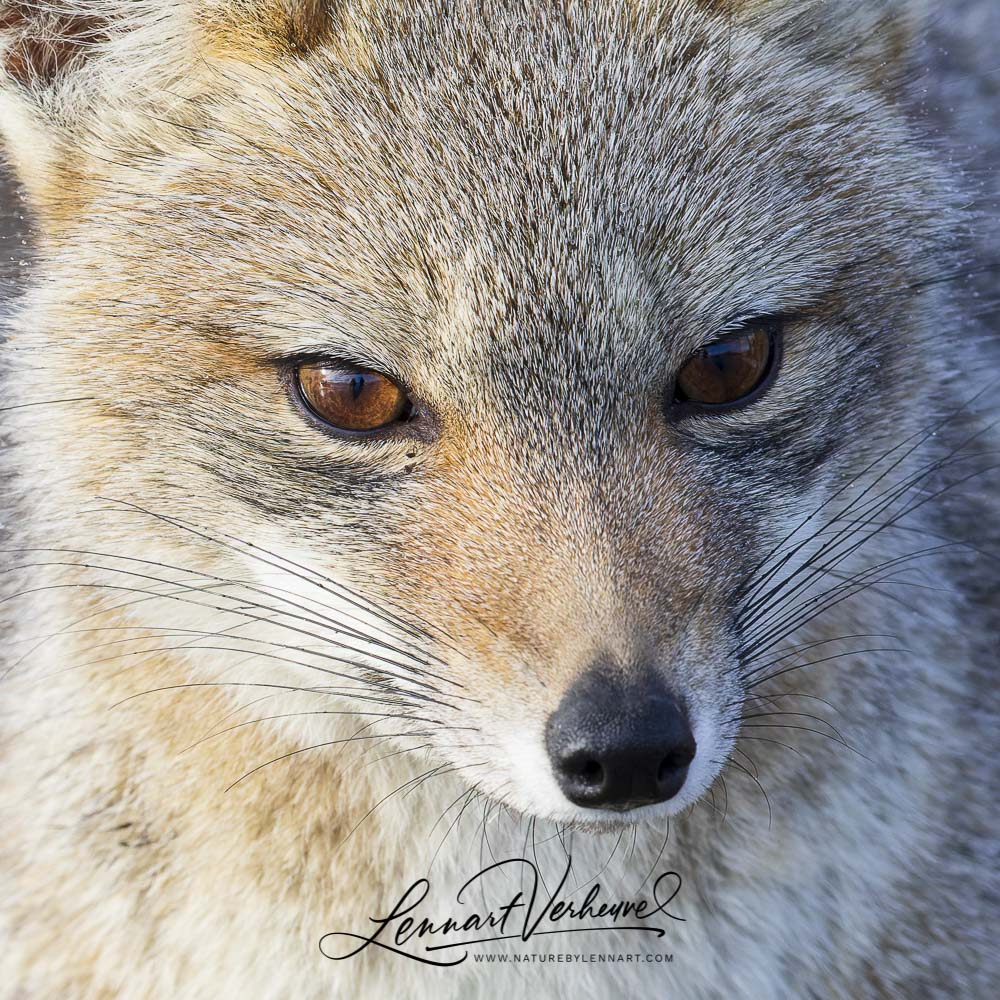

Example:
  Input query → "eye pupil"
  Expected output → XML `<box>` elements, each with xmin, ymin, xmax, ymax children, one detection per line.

<box><xmin>672</xmin><ymin>323</ymin><xmax>780</xmax><ymax>412</ymax></box>
<box><xmin>296</xmin><ymin>363</ymin><xmax>410</xmax><ymax>432</ymax></box>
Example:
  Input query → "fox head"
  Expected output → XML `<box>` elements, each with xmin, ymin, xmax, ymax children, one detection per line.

<box><xmin>1</xmin><ymin>0</ymin><xmax>960</xmax><ymax>831</ymax></box>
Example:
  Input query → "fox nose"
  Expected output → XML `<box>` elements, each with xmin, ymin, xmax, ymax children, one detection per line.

<box><xmin>545</xmin><ymin>666</ymin><xmax>696</xmax><ymax>812</ymax></box>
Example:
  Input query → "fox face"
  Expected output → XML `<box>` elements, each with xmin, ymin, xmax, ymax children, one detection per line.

<box><xmin>1</xmin><ymin>0</ymin><xmax>956</xmax><ymax>833</ymax></box>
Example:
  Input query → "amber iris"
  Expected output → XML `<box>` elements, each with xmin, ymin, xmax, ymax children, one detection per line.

<box><xmin>674</xmin><ymin>325</ymin><xmax>776</xmax><ymax>407</ymax></box>
<box><xmin>297</xmin><ymin>363</ymin><xmax>410</xmax><ymax>431</ymax></box>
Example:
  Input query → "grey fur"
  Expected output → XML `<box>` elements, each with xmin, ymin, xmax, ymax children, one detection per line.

<box><xmin>0</xmin><ymin>2</ymin><xmax>997</xmax><ymax>998</ymax></box>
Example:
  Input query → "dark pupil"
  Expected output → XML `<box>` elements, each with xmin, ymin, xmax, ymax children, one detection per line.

<box><xmin>350</xmin><ymin>374</ymin><xmax>366</xmax><ymax>401</ymax></box>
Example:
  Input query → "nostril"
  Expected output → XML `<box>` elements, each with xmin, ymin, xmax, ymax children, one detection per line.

<box><xmin>576</xmin><ymin>758</ymin><xmax>604</xmax><ymax>787</ymax></box>
<box><xmin>657</xmin><ymin>747</ymin><xmax>695</xmax><ymax>783</ymax></box>
<box><xmin>563</xmin><ymin>753</ymin><xmax>605</xmax><ymax>788</ymax></box>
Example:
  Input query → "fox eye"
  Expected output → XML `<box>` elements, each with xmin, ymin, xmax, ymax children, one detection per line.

<box><xmin>671</xmin><ymin>319</ymin><xmax>782</xmax><ymax>415</ymax></box>
<box><xmin>296</xmin><ymin>362</ymin><xmax>411</xmax><ymax>432</ymax></box>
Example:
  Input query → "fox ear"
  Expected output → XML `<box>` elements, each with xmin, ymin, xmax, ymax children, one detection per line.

<box><xmin>0</xmin><ymin>3</ymin><xmax>110</xmax><ymax>214</ymax></box>
<box><xmin>0</xmin><ymin>4</ymin><xmax>108</xmax><ymax>88</ymax></box>
<box><xmin>732</xmin><ymin>0</ymin><xmax>926</xmax><ymax>95</ymax></box>
<box><xmin>0</xmin><ymin>1</ymin><xmax>334</xmax><ymax>223</ymax></box>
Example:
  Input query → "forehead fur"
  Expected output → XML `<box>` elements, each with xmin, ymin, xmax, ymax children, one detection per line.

<box><xmin>1</xmin><ymin>1</ymin><xmax>950</xmax><ymax>464</ymax></box>
<box><xmin>2</xmin><ymin>4</ymin><xmax>950</xmax><ymax>462</ymax></box>
<box><xmin>13</xmin><ymin>2</ymin><xmax>943</xmax><ymax>305</ymax></box>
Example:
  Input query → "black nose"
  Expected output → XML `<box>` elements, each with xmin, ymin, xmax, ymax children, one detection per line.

<box><xmin>545</xmin><ymin>666</ymin><xmax>696</xmax><ymax>812</ymax></box>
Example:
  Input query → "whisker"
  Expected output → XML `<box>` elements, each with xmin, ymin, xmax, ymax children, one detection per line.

<box><xmin>224</xmin><ymin>727</ymin><xmax>444</xmax><ymax>792</ymax></box>
<box><xmin>738</xmin><ymin>710</ymin><xmax>850</xmax><ymax>746</ymax></box>
<box><xmin>0</xmin><ymin>572</ymin><xmax>463</xmax><ymax>703</ymax></box>
<box><xmin>2</xmin><ymin>554</ymin><xmax>459</xmax><ymax>691</ymax></box>
<box><xmin>735</xmin><ymin>377</ymin><xmax>1000</xmax><ymax>611</ymax></box>
<box><xmin>112</xmin><ymin>680</ymin><xmax>406</xmax><ymax>709</ymax></box>
<box><xmin>741</xmin><ymin>441</ymin><xmax>1000</xmax><ymax>640</ymax></box>
<box><xmin>335</xmin><ymin>764</ymin><xmax>452</xmax><ymax>851</ymax></box>
<box><xmin>729</xmin><ymin>745</ymin><xmax>759</xmax><ymax>779</ymax></box>
<box><xmin>738</xmin><ymin>723</ymin><xmax>863</xmax><ymax>757</ymax></box>
<box><xmin>637</xmin><ymin>820</ymin><xmax>671</xmax><ymax>893</ymax></box>
<box><xmin>94</xmin><ymin>497</ymin><xmax>458</xmax><ymax>651</ymax></box>
<box><xmin>722</xmin><ymin>758</ymin><xmax>772</xmax><ymax>829</ymax></box>
<box><xmin>744</xmin><ymin>646</ymin><xmax>909</xmax><ymax>690</ymax></box>
<box><xmin>181</xmin><ymin>709</ymin><xmax>433</xmax><ymax>753</ymax></box>
<box><xmin>736</xmin><ymin>735</ymin><xmax>804</xmax><ymax>756</ymax></box>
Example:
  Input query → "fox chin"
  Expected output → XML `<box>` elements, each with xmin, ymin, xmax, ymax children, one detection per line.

<box><xmin>0</xmin><ymin>1</ymin><xmax>996</xmax><ymax>999</ymax></box>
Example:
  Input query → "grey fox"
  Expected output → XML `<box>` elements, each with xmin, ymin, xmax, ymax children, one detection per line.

<box><xmin>0</xmin><ymin>2</ymin><xmax>996</xmax><ymax>998</ymax></box>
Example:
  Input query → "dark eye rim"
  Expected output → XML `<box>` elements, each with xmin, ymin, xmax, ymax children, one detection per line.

<box><xmin>280</xmin><ymin>356</ymin><xmax>429</xmax><ymax>441</ymax></box>
<box><xmin>665</xmin><ymin>317</ymin><xmax>785</xmax><ymax>423</ymax></box>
